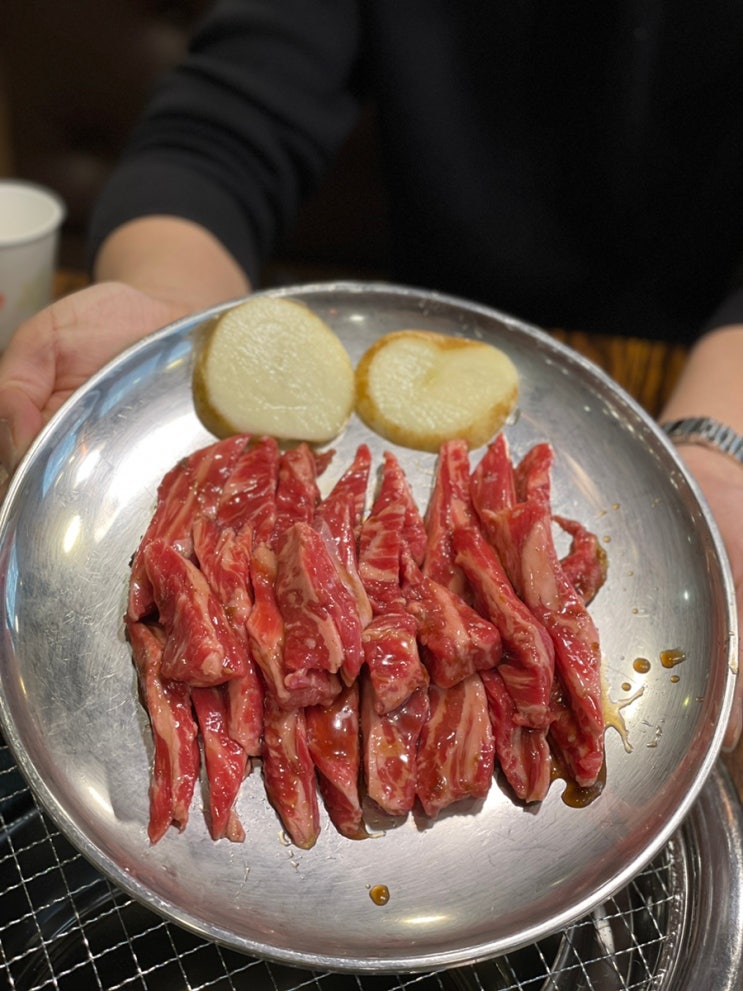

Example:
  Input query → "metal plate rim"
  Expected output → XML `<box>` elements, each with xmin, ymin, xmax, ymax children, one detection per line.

<box><xmin>0</xmin><ymin>279</ymin><xmax>736</xmax><ymax>973</ymax></box>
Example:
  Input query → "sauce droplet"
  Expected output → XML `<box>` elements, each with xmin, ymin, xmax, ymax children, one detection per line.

<box><xmin>603</xmin><ymin>684</ymin><xmax>644</xmax><ymax>753</ymax></box>
<box><xmin>621</xmin><ymin>682</ymin><xmax>632</xmax><ymax>693</ymax></box>
<box><xmin>561</xmin><ymin>759</ymin><xmax>607</xmax><ymax>808</ymax></box>
<box><xmin>369</xmin><ymin>884</ymin><xmax>390</xmax><ymax>906</ymax></box>
<box><xmin>660</xmin><ymin>648</ymin><xmax>686</xmax><ymax>669</ymax></box>
<box><xmin>633</xmin><ymin>657</ymin><xmax>651</xmax><ymax>675</ymax></box>
<box><xmin>670</xmin><ymin>674</ymin><xmax>680</xmax><ymax>684</ymax></box>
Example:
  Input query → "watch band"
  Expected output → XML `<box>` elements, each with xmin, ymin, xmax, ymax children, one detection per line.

<box><xmin>660</xmin><ymin>416</ymin><xmax>743</xmax><ymax>467</ymax></box>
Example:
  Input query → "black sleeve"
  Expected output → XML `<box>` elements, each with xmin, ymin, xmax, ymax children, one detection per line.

<box><xmin>703</xmin><ymin>286</ymin><xmax>743</xmax><ymax>333</ymax></box>
<box><xmin>86</xmin><ymin>0</ymin><xmax>363</xmax><ymax>283</ymax></box>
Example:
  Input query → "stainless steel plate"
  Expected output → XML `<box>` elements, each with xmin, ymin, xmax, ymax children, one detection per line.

<box><xmin>0</xmin><ymin>282</ymin><xmax>736</xmax><ymax>973</ymax></box>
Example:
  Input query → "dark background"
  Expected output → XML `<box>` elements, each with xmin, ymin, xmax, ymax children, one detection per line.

<box><xmin>0</xmin><ymin>0</ymin><xmax>390</xmax><ymax>283</ymax></box>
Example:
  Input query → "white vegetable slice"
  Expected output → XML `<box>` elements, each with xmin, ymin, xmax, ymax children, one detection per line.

<box><xmin>355</xmin><ymin>329</ymin><xmax>519</xmax><ymax>452</ymax></box>
<box><xmin>193</xmin><ymin>296</ymin><xmax>355</xmax><ymax>443</ymax></box>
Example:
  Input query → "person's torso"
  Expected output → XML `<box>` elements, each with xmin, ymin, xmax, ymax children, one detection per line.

<box><xmin>362</xmin><ymin>0</ymin><xmax>743</xmax><ymax>340</ymax></box>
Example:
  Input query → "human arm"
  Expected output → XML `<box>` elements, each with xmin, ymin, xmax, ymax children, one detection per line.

<box><xmin>659</xmin><ymin>325</ymin><xmax>743</xmax><ymax>750</ymax></box>
<box><xmin>0</xmin><ymin>0</ymin><xmax>362</xmax><ymax>476</ymax></box>
<box><xmin>93</xmin><ymin>216</ymin><xmax>250</xmax><ymax>310</ymax></box>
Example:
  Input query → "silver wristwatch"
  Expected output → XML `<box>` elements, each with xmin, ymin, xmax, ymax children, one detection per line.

<box><xmin>661</xmin><ymin>416</ymin><xmax>743</xmax><ymax>466</ymax></box>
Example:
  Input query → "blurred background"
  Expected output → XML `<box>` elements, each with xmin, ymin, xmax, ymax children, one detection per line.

<box><xmin>0</xmin><ymin>0</ymin><xmax>390</xmax><ymax>284</ymax></box>
<box><xmin>0</xmin><ymin>0</ymin><xmax>694</xmax><ymax>420</ymax></box>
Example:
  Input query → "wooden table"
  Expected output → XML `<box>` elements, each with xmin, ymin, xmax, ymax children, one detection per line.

<box><xmin>52</xmin><ymin>270</ymin><xmax>743</xmax><ymax>799</ymax></box>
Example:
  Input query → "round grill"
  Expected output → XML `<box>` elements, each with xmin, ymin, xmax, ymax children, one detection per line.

<box><xmin>2</xmin><ymin>737</ymin><xmax>741</xmax><ymax>991</ymax></box>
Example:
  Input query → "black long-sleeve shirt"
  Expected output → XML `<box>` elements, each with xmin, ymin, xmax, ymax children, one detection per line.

<box><xmin>89</xmin><ymin>0</ymin><xmax>743</xmax><ymax>342</ymax></box>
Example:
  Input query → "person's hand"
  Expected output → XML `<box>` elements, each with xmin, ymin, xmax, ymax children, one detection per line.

<box><xmin>0</xmin><ymin>215</ymin><xmax>252</xmax><ymax>485</ymax></box>
<box><xmin>676</xmin><ymin>443</ymin><xmax>743</xmax><ymax>752</ymax></box>
<box><xmin>0</xmin><ymin>281</ymin><xmax>189</xmax><ymax>480</ymax></box>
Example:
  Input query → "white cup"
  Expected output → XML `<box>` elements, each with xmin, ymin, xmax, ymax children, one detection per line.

<box><xmin>0</xmin><ymin>180</ymin><xmax>66</xmax><ymax>348</ymax></box>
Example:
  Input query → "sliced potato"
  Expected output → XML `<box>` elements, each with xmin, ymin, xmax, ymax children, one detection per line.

<box><xmin>355</xmin><ymin>329</ymin><xmax>519</xmax><ymax>452</ymax></box>
<box><xmin>193</xmin><ymin>296</ymin><xmax>355</xmax><ymax>443</ymax></box>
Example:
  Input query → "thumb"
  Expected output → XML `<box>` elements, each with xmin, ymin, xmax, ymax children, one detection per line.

<box><xmin>0</xmin><ymin>386</ymin><xmax>45</xmax><ymax>475</ymax></box>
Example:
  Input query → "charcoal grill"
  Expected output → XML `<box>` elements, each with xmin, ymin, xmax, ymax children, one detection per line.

<box><xmin>2</xmin><ymin>732</ymin><xmax>741</xmax><ymax>991</ymax></box>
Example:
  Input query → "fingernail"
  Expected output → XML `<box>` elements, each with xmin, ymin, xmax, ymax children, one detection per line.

<box><xmin>0</xmin><ymin>418</ymin><xmax>18</xmax><ymax>476</ymax></box>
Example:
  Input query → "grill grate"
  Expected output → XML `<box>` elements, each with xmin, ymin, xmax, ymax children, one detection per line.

<box><xmin>0</xmin><ymin>737</ymin><xmax>680</xmax><ymax>991</ymax></box>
